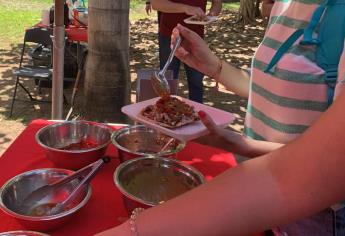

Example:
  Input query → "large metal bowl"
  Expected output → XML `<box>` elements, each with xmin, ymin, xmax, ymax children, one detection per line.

<box><xmin>36</xmin><ymin>121</ymin><xmax>112</xmax><ymax>170</ymax></box>
<box><xmin>0</xmin><ymin>169</ymin><xmax>92</xmax><ymax>231</ymax></box>
<box><xmin>114</xmin><ymin>156</ymin><xmax>205</xmax><ymax>213</ymax></box>
<box><xmin>111</xmin><ymin>125</ymin><xmax>185</xmax><ymax>162</ymax></box>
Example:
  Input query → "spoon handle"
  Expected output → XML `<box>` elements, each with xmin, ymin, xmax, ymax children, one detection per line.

<box><xmin>160</xmin><ymin>36</ymin><xmax>182</xmax><ymax>76</ymax></box>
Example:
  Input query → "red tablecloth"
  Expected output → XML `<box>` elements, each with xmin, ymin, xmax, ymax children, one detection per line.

<box><xmin>35</xmin><ymin>23</ymin><xmax>87</xmax><ymax>43</ymax></box>
<box><xmin>0</xmin><ymin>119</ymin><xmax>238</xmax><ymax>235</ymax></box>
<box><xmin>65</xmin><ymin>25</ymin><xmax>87</xmax><ymax>43</ymax></box>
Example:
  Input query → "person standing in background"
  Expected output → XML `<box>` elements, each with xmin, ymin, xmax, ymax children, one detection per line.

<box><xmin>144</xmin><ymin>0</ymin><xmax>161</xmax><ymax>29</ymax></box>
<box><xmin>150</xmin><ymin>0</ymin><xmax>222</xmax><ymax>103</ymax></box>
<box><xmin>261</xmin><ymin>0</ymin><xmax>274</xmax><ymax>19</ymax></box>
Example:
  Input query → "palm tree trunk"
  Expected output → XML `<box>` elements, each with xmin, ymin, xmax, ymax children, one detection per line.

<box><xmin>83</xmin><ymin>0</ymin><xmax>130</xmax><ymax>123</ymax></box>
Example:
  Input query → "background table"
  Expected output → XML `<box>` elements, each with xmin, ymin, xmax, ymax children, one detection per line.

<box><xmin>35</xmin><ymin>22</ymin><xmax>87</xmax><ymax>43</ymax></box>
<box><xmin>0</xmin><ymin>119</ymin><xmax>238</xmax><ymax>235</ymax></box>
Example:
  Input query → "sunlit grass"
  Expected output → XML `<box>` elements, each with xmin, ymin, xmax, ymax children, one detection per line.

<box><xmin>0</xmin><ymin>0</ymin><xmax>240</xmax><ymax>48</ymax></box>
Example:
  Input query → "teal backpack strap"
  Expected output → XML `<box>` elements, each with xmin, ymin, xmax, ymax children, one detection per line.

<box><xmin>265</xmin><ymin>0</ymin><xmax>345</xmax><ymax>106</ymax></box>
<box><xmin>264</xmin><ymin>3</ymin><xmax>328</xmax><ymax>73</ymax></box>
<box><xmin>324</xmin><ymin>69</ymin><xmax>337</xmax><ymax>105</ymax></box>
<box><xmin>264</xmin><ymin>29</ymin><xmax>304</xmax><ymax>73</ymax></box>
<box><xmin>300</xmin><ymin>0</ymin><xmax>329</xmax><ymax>45</ymax></box>
<box><xmin>316</xmin><ymin>0</ymin><xmax>345</xmax><ymax>105</ymax></box>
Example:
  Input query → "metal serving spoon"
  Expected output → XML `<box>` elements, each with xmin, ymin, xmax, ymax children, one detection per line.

<box><xmin>20</xmin><ymin>157</ymin><xmax>110</xmax><ymax>216</ymax></box>
<box><xmin>151</xmin><ymin>36</ymin><xmax>182</xmax><ymax>97</ymax></box>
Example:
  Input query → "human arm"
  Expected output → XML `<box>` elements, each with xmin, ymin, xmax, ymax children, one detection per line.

<box><xmin>145</xmin><ymin>1</ymin><xmax>152</xmax><ymax>15</ymax></box>
<box><xmin>196</xmin><ymin>110</ymin><xmax>283</xmax><ymax>157</ymax></box>
<box><xmin>208</xmin><ymin>0</ymin><xmax>222</xmax><ymax>16</ymax></box>
<box><xmin>150</xmin><ymin>0</ymin><xmax>205</xmax><ymax>17</ymax></box>
<box><xmin>96</xmin><ymin>90</ymin><xmax>345</xmax><ymax>235</ymax></box>
<box><xmin>173</xmin><ymin>24</ymin><xmax>250</xmax><ymax>98</ymax></box>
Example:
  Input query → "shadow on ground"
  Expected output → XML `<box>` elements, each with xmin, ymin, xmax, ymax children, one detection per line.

<box><xmin>0</xmin><ymin>10</ymin><xmax>266</xmax><ymax>153</ymax></box>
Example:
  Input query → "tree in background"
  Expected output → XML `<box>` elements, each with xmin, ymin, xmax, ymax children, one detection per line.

<box><xmin>237</xmin><ymin>0</ymin><xmax>261</xmax><ymax>24</ymax></box>
<box><xmin>83</xmin><ymin>0</ymin><xmax>130</xmax><ymax>122</ymax></box>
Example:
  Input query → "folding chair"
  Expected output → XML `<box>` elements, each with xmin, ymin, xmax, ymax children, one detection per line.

<box><xmin>9</xmin><ymin>27</ymin><xmax>66</xmax><ymax>117</ymax></box>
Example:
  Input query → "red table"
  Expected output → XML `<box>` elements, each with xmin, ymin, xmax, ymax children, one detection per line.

<box><xmin>65</xmin><ymin>24</ymin><xmax>87</xmax><ymax>43</ymax></box>
<box><xmin>35</xmin><ymin>22</ymin><xmax>87</xmax><ymax>43</ymax></box>
<box><xmin>0</xmin><ymin>119</ymin><xmax>238</xmax><ymax>235</ymax></box>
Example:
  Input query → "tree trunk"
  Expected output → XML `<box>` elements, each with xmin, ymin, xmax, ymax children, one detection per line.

<box><xmin>83</xmin><ymin>0</ymin><xmax>130</xmax><ymax>123</ymax></box>
<box><xmin>237</xmin><ymin>0</ymin><xmax>256</xmax><ymax>24</ymax></box>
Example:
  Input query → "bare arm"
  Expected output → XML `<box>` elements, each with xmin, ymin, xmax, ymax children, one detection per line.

<box><xmin>173</xmin><ymin>24</ymin><xmax>250</xmax><ymax>98</ymax></box>
<box><xmin>195</xmin><ymin>111</ymin><xmax>283</xmax><ymax>157</ymax></box>
<box><xmin>150</xmin><ymin>0</ymin><xmax>205</xmax><ymax>16</ymax></box>
<box><xmin>96</xmin><ymin>91</ymin><xmax>345</xmax><ymax>236</ymax></box>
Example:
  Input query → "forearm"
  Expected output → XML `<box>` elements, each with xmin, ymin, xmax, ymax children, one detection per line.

<box><xmin>99</xmin><ymin>91</ymin><xmax>345</xmax><ymax>236</ymax></box>
<box><xmin>240</xmin><ymin>137</ymin><xmax>284</xmax><ymax>157</ymax></box>
<box><xmin>136</xmin><ymin>157</ymin><xmax>282</xmax><ymax>236</ymax></box>
<box><xmin>133</xmin><ymin>90</ymin><xmax>345</xmax><ymax>235</ymax></box>
<box><xmin>151</xmin><ymin>0</ymin><xmax>187</xmax><ymax>13</ymax></box>
<box><xmin>196</xmin><ymin>129</ymin><xmax>283</xmax><ymax>157</ymax></box>
<box><xmin>216</xmin><ymin>60</ymin><xmax>251</xmax><ymax>98</ymax></box>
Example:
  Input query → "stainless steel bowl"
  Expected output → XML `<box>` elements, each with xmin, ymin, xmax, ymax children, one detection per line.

<box><xmin>36</xmin><ymin>121</ymin><xmax>112</xmax><ymax>170</ymax></box>
<box><xmin>114</xmin><ymin>156</ymin><xmax>204</xmax><ymax>213</ymax></box>
<box><xmin>0</xmin><ymin>169</ymin><xmax>92</xmax><ymax>231</ymax></box>
<box><xmin>0</xmin><ymin>231</ymin><xmax>49</xmax><ymax>236</ymax></box>
<box><xmin>111</xmin><ymin>125</ymin><xmax>185</xmax><ymax>162</ymax></box>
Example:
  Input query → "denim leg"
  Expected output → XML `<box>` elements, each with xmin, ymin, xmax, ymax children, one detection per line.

<box><xmin>158</xmin><ymin>33</ymin><xmax>180</xmax><ymax>80</ymax></box>
<box><xmin>333</xmin><ymin>205</ymin><xmax>345</xmax><ymax>236</ymax></box>
<box><xmin>184</xmin><ymin>63</ymin><xmax>204</xmax><ymax>103</ymax></box>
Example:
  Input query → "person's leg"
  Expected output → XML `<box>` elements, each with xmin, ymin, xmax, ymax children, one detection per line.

<box><xmin>158</xmin><ymin>33</ymin><xmax>180</xmax><ymax>80</ymax></box>
<box><xmin>184</xmin><ymin>63</ymin><xmax>204</xmax><ymax>103</ymax></box>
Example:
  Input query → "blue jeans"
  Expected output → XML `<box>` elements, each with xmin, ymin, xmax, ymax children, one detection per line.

<box><xmin>158</xmin><ymin>33</ymin><xmax>204</xmax><ymax>103</ymax></box>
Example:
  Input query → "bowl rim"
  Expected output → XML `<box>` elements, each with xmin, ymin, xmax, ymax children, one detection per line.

<box><xmin>0</xmin><ymin>230</ymin><xmax>50</xmax><ymax>236</ymax></box>
<box><xmin>113</xmin><ymin>156</ymin><xmax>205</xmax><ymax>206</ymax></box>
<box><xmin>35</xmin><ymin>120</ymin><xmax>112</xmax><ymax>153</ymax></box>
<box><xmin>0</xmin><ymin>168</ymin><xmax>92</xmax><ymax>221</ymax></box>
<box><xmin>111</xmin><ymin>124</ymin><xmax>186</xmax><ymax>156</ymax></box>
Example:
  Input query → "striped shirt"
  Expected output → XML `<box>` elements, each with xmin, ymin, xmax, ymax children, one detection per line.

<box><xmin>244</xmin><ymin>0</ymin><xmax>345</xmax><ymax>143</ymax></box>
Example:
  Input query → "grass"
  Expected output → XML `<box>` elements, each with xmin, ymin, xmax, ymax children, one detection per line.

<box><xmin>0</xmin><ymin>0</ymin><xmax>239</xmax><ymax>48</ymax></box>
<box><xmin>0</xmin><ymin>0</ymin><xmax>52</xmax><ymax>47</ymax></box>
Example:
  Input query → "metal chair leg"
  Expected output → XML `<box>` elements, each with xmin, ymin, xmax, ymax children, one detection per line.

<box><xmin>9</xmin><ymin>77</ymin><xmax>20</xmax><ymax>117</ymax></box>
<box><xmin>18</xmin><ymin>80</ymin><xmax>35</xmax><ymax>101</ymax></box>
<box><xmin>63</xmin><ymin>94</ymin><xmax>68</xmax><ymax>105</ymax></box>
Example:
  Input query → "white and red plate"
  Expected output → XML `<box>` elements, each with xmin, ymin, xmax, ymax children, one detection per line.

<box><xmin>121</xmin><ymin>96</ymin><xmax>235</xmax><ymax>142</ymax></box>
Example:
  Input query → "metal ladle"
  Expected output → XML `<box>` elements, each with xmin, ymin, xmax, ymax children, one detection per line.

<box><xmin>151</xmin><ymin>36</ymin><xmax>182</xmax><ymax>97</ymax></box>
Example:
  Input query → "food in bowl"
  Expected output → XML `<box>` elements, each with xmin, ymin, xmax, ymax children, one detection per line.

<box><xmin>36</xmin><ymin>121</ymin><xmax>112</xmax><ymax>169</ymax></box>
<box><xmin>58</xmin><ymin>138</ymin><xmax>99</xmax><ymax>150</ymax></box>
<box><xmin>114</xmin><ymin>157</ymin><xmax>205</xmax><ymax>211</ymax></box>
<box><xmin>123</xmin><ymin>165</ymin><xmax>196</xmax><ymax>204</ymax></box>
<box><xmin>111</xmin><ymin>125</ymin><xmax>185</xmax><ymax>162</ymax></box>
<box><xmin>140</xmin><ymin>96</ymin><xmax>199</xmax><ymax>128</ymax></box>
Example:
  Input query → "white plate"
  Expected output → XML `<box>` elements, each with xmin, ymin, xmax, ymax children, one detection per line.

<box><xmin>184</xmin><ymin>15</ymin><xmax>217</xmax><ymax>25</ymax></box>
<box><xmin>121</xmin><ymin>96</ymin><xmax>235</xmax><ymax>142</ymax></box>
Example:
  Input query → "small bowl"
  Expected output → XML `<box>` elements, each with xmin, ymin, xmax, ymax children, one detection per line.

<box><xmin>0</xmin><ymin>168</ymin><xmax>92</xmax><ymax>231</ymax></box>
<box><xmin>111</xmin><ymin>125</ymin><xmax>185</xmax><ymax>162</ymax></box>
<box><xmin>114</xmin><ymin>156</ymin><xmax>204</xmax><ymax>213</ymax></box>
<box><xmin>36</xmin><ymin>121</ymin><xmax>112</xmax><ymax>170</ymax></box>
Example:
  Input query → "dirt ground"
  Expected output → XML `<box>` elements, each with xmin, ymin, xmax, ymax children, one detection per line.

<box><xmin>0</xmin><ymin>10</ymin><xmax>266</xmax><ymax>156</ymax></box>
